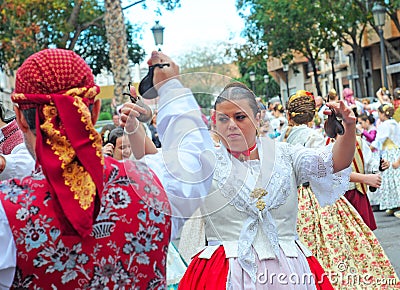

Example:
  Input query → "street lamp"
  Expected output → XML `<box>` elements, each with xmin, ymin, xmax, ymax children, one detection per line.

<box><xmin>372</xmin><ymin>3</ymin><xmax>388</xmax><ymax>89</ymax></box>
<box><xmin>151</xmin><ymin>21</ymin><xmax>164</xmax><ymax>51</ymax></box>
<box><xmin>263</xmin><ymin>74</ymin><xmax>269</xmax><ymax>101</ymax></box>
<box><xmin>249</xmin><ymin>71</ymin><xmax>256</xmax><ymax>94</ymax></box>
<box><xmin>329</xmin><ymin>49</ymin><xmax>336</xmax><ymax>91</ymax></box>
<box><xmin>283</xmin><ymin>63</ymin><xmax>289</xmax><ymax>106</ymax></box>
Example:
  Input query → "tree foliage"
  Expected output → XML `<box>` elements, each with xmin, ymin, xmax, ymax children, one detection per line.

<box><xmin>378</xmin><ymin>0</ymin><xmax>400</xmax><ymax>34</ymax></box>
<box><xmin>0</xmin><ymin>0</ymin><xmax>178</xmax><ymax>76</ymax></box>
<box><xmin>226</xmin><ymin>42</ymin><xmax>280</xmax><ymax>102</ymax></box>
<box><xmin>237</xmin><ymin>0</ymin><xmax>336</xmax><ymax>96</ymax></box>
<box><xmin>319</xmin><ymin>1</ymin><xmax>370</xmax><ymax>97</ymax></box>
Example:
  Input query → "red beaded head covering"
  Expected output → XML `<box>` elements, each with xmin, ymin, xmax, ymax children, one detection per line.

<box><xmin>11</xmin><ymin>49</ymin><xmax>104</xmax><ymax>237</ymax></box>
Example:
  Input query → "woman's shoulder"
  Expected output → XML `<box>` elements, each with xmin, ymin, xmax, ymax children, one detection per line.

<box><xmin>381</xmin><ymin>119</ymin><xmax>398</xmax><ymax>127</ymax></box>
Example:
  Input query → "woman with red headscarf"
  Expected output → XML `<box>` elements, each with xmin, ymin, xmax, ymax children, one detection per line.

<box><xmin>0</xmin><ymin>49</ymin><xmax>214</xmax><ymax>289</ymax></box>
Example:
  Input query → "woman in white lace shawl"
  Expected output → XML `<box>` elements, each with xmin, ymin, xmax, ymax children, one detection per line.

<box><xmin>283</xmin><ymin>90</ymin><xmax>399</xmax><ymax>289</ymax></box>
<box><xmin>178</xmin><ymin>83</ymin><xmax>356</xmax><ymax>290</ymax></box>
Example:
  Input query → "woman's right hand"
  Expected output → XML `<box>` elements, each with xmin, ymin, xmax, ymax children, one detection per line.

<box><xmin>147</xmin><ymin>51</ymin><xmax>180</xmax><ymax>91</ymax></box>
<box><xmin>119</xmin><ymin>102</ymin><xmax>147</xmax><ymax>132</ymax></box>
<box><xmin>365</xmin><ymin>173</ymin><xmax>382</xmax><ymax>188</ymax></box>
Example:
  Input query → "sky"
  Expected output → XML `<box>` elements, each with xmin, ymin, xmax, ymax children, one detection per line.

<box><xmin>122</xmin><ymin>0</ymin><xmax>246</xmax><ymax>63</ymax></box>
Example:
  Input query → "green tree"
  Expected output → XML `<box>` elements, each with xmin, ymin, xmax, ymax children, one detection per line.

<box><xmin>372</xmin><ymin>0</ymin><xmax>400</xmax><ymax>37</ymax></box>
<box><xmin>0</xmin><ymin>0</ymin><xmax>144</xmax><ymax>76</ymax></box>
<box><xmin>226</xmin><ymin>42</ymin><xmax>280</xmax><ymax>102</ymax></box>
<box><xmin>319</xmin><ymin>1</ymin><xmax>370</xmax><ymax>97</ymax></box>
<box><xmin>102</xmin><ymin>0</ymin><xmax>180</xmax><ymax>105</ymax></box>
<box><xmin>0</xmin><ymin>0</ymin><xmax>103</xmax><ymax>72</ymax></box>
<box><xmin>237</xmin><ymin>0</ymin><xmax>400</xmax><ymax>98</ymax></box>
<box><xmin>351</xmin><ymin>0</ymin><xmax>400</xmax><ymax>63</ymax></box>
<box><xmin>237</xmin><ymin>0</ymin><xmax>336</xmax><ymax>97</ymax></box>
<box><xmin>319</xmin><ymin>0</ymin><xmax>400</xmax><ymax>96</ymax></box>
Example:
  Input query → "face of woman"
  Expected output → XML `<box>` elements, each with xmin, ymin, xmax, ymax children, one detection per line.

<box><xmin>358</xmin><ymin>118</ymin><xmax>368</xmax><ymax>130</ymax></box>
<box><xmin>215</xmin><ymin>99</ymin><xmax>258</xmax><ymax>152</ymax></box>
<box><xmin>378</xmin><ymin>111</ymin><xmax>386</xmax><ymax>122</ymax></box>
<box><xmin>113</xmin><ymin>135</ymin><xmax>132</xmax><ymax>160</ymax></box>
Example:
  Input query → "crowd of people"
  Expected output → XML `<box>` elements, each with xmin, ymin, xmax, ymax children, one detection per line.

<box><xmin>261</xmin><ymin>86</ymin><xmax>400</xmax><ymax>220</ymax></box>
<box><xmin>0</xmin><ymin>48</ymin><xmax>399</xmax><ymax>289</ymax></box>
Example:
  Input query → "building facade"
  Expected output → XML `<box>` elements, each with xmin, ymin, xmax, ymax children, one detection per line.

<box><xmin>267</xmin><ymin>10</ymin><xmax>400</xmax><ymax>102</ymax></box>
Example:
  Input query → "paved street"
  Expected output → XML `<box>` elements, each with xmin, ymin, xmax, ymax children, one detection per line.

<box><xmin>373</xmin><ymin>211</ymin><xmax>400</xmax><ymax>277</ymax></box>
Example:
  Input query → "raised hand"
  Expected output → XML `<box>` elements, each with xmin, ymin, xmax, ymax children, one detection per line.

<box><xmin>324</xmin><ymin>100</ymin><xmax>357</xmax><ymax>126</ymax></box>
<box><xmin>147</xmin><ymin>51</ymin><xmax>180</xmax><ymax>91</ymax></box>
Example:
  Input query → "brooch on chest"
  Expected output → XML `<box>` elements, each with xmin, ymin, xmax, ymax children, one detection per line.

<box><xmin>250</xmin><ymin>188</ymin><xmax>268</xmax><ymax>211</ymax></box>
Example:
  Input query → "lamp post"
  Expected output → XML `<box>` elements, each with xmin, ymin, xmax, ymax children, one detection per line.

<box><xmin>283</xmin><ymin>63</ymin><xmax>289</xmax><ymax>106</ymax></box>
<box><xmin>249</xmin><ymin>71</ymin><xmax>256</xmax><ymax>94</ymax></box>
<box><xmin>264</xmin><ymin>74</ymin><xmax>269</xmax><ymax>102</ymax></box>
<box><xmin>372</xmin><ymin>3</ymin><xmax>388</xmax><ymax>89</ymax></box>
<box><xmin>151</xmin><ymin>21</ymin><xmax>164</xmax><ymax>51</ymax></box>
<box><xmin>329</xmin><ymin>49</ymin><xmax>336</xmax><ymax>91</ymax></box>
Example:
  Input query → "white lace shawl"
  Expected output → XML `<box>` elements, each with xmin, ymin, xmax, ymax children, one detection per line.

<box><xmin>212</xmin><ymin>139</ymin><xmax>351</xmax><ymax>282</ymax></box>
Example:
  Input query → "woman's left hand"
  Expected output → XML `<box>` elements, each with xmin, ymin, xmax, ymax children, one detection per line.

<box><xmin>324</xmin><ymin>100</ymin><xmax>357</xmax><ymax>126</ymax></box>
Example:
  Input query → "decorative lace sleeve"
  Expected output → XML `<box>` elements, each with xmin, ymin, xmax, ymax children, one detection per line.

<box><xmin>289</xmin><ymin>143</ymin><xmax>351</xmax><ymax>207</ymax></box>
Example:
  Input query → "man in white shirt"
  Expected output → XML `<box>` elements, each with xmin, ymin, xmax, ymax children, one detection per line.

<box><xmin>0</xmin><ymin>103</ymin><xmax>35</xmax><ymax>180</ymax></box>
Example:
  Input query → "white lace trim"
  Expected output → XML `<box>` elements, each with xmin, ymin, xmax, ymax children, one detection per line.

<box><xmin>291</xmin><ymin>142</ymin><xmax>351</xmax><ymax>207</ymax></box>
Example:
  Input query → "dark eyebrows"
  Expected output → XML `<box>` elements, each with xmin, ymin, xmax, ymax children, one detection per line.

<box><xmin>217</xmin><ymin>111</ymin><xmax>246</xmax><ymax>116</ymax></box>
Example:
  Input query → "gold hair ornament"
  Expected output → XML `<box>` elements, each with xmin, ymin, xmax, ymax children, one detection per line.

<box><xmin>382</xmin><ymin>104</ymin><xmax>390</xmax><ymax>112</ymax></box>
<box><xmin>291</xmin><ymin>112</ymin><xmax>303</xmax><ymax>117</ymax></box>
<box><xmin>289</xmin><ymin>90</ymin><xmax>314</xmax><ymax>103</ymax></box>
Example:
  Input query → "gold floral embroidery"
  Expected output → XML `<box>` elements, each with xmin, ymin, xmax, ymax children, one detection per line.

<box><xmin>250</xmin><ymin>188</ymin><xmax>268</xmax><ymax>211</ymax></box>
<box><xmin>256</xmin><ymin>199</ymin><xmax>266</xmax><ymax>211</ymax></box>
<box><xmin>72</xmin><ymin>96</ymin><xmax>104</xmax><ymax>165</ymax></box>
<box><xmin>11</xmin><ymin>93</ymin><xmax>52</xmax><ymax>103</ymax></box>
<box><xmin>64</xmin><ymin>161</ymin><xmax>96</xmax><ymax>210</ymax></box>
<box><xmin>40</xmin><ymin>93</ymin><xmax>103</xmax><ymax>210</ymax></box>
<box><xmin>66</xmin><ymin>86</ymin><xmax>98</xmax><ymax>100</ymax></box>
<box><xmin>41</xmin><ymin>105</ymin><xmax>75</xmax><ymax>169</ymax></box>
<box><xmin>10</xmin><ymin>93</ymin><xmax>28</xmax><ymax>101</ymax></box>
